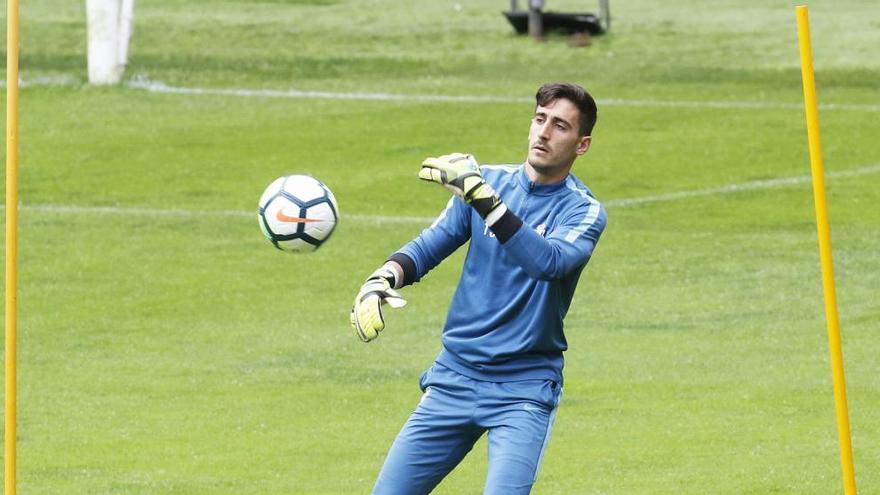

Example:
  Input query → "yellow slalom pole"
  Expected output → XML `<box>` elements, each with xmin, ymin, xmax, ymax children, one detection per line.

<box><xmin>795</xmin><ymin>6</ymin><xmax>857</xmax><ymax>495</ymax></box>
<box><xmin>5</xmin><ymin>0</ymin><xmax>20</xmax><ymax>490</ymax></box>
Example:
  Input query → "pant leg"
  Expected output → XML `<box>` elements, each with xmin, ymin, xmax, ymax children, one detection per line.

<box><xmin>372</xmin><ymin>366</ymin><xmax>484</xmax><ymax>495</ymax></box>
<box><xmin>480</xmin><ymin>380</ymin><xmax>561</xmax><ymax>495</ymax></box>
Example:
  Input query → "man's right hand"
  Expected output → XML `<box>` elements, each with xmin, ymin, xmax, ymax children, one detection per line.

<box><xmin>350</xmin><ymin>266</ymin><xmax>407</xmax><ymax>342</ymax></box>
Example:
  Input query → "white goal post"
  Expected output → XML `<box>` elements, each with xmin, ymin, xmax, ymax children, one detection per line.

<box><xmin>86</xmin><ymin>0</ymin><xmax>135</xmax><ymax>85</ymax></box>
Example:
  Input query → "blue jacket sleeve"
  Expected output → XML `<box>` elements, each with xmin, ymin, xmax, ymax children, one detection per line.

<box><xmin>501</xmin><ymin>200</ymin><xmax>606</xmax><ymax>281</ymax></box>
<box><xmin>396</xmin><ymin>196</ymin><xmax>472</xmax><ymax>282</ymax></box>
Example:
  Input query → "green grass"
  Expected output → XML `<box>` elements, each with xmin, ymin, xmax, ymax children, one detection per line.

<box><xmin>1</xmin><ymin>0</ymin><xmax>879</xmax><ymax>493</ymax></box>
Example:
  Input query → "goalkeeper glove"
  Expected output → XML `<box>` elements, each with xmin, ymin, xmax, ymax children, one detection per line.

<box><xmin>350</xmin><ymin>265</ymin><xmax>407</xmax><ymax>342</ymax></box>
<box><xmin>419</xmin><ymin>153</ymin><xmax>505</xmax><ymax>222</ymax></box>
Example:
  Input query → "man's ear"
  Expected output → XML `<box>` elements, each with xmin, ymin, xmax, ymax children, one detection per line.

<box><xmin>576</xmin><ymin>135</ymin><xmax>592</xmax><ymax>155</ymax></box>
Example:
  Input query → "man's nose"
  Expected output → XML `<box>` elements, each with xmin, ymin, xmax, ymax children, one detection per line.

<box><xmin>538</xmin><ymin>122</ymin><xmax>551</xmax><ymax>139</ymax></box>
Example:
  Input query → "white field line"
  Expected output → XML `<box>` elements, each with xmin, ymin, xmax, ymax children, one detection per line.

<box><xmin>16</xmin><ymin>204</ymin><xmax>435</xmax><ymax>225</ymax></box>
<box><xmin>125</xmin><ymin>78</ymin><xmax>880</xmax><ymax>112</ymax></box>
<box><xmin>126</xmin><ymin>78</ymin><xmax>534</xmax><ymax>105</ymax></box>
<box><xmin>11</xmin><ymin>163</ymin><xmax>880</xmax><ymax>225</ymax></box>
<box><xmin>4</xmin><ymin>76</ymin><xmax>879</xmax><ymax>111</ymax></box>
<box><xmin>2</xmin><ymin>74</ymin><xmax>81</xmax><ymax>88</ymax></box>
<box><xmin>604</xmin><ymin>163</ymin><xmax>880</xmax><ymax>208</ymax></box>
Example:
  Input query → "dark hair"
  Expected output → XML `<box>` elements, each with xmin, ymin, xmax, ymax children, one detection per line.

<box><xmin>535</xmin><ymin>82</ymin><xmax>597</xmax><ymax>136</ymax></box>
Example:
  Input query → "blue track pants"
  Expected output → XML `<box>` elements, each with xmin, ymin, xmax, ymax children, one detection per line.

<box><xmin>372</xmin><ymin>364</ymin><xmax>561</xmax><ymax>495</ymax></box>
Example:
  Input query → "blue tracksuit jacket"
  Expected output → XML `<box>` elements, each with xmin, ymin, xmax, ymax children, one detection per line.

<box><xmin>396</xmin><ymin>164</ymin><xmax>607</xmax><ymax>385</ymax></box>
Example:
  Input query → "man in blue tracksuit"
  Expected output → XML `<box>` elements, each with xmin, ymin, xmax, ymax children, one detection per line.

<box><xmin>350</xmin><ymin>82</ymin><xmax>607</xmax><ymax>494</ymax></box>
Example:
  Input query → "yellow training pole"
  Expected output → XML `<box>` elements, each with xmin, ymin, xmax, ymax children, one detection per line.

<box><xmin>5</xmin><ymin>0</ymin><xmax>20</xmax><ymax>490</ymax></box>
<box><xmin>796</xmin><ymin>6</ymin><xmax>857</xmax><ymax>495</ymax></box>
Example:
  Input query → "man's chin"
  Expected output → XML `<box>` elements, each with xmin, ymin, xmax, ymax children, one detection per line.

<box><xmin>528</xmin><ymin>157</ymin><xmax>554</xmax><ymax>171</ymax></box>
<box><xmin>527</xmin><ymin>153</ymin><xmax>550</xmax><ymax>168</ymax></box>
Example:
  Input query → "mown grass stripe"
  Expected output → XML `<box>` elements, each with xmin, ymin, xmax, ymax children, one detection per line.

<box><xmin>127</xmin><ymin>79</ymin><xmax>880</xmax><ymax>112</ymax></box>
<box><xmin>10</xmin><ymin>163</ymin><xmax>879</xmax><ymax>224</ymax></box>
<box><xmin>3</xmin><ymin>77</ymin><xmax>879</xmax><ymax>112</ymax></box>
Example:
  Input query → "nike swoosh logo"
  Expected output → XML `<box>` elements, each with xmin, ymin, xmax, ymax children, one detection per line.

<box><xmin>276</xmin><ymin>210</ymin><xmax>320</xmax><ymax>223</ymax></box>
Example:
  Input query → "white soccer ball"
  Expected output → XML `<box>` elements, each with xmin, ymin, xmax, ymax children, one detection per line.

<box><xmin>258</xmin><ymin>175</ymin><xmax>339</xmax><ymax>252</ymax></box>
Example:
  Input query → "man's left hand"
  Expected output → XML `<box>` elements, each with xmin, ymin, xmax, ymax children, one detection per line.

<box><xmin>419</xmin><ymin>153</ymin><xmax>502</xmax><ymax>219</ymax></box>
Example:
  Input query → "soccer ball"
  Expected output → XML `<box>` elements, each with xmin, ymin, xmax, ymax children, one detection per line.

<box><xmin>258</xmin><ymin>175</ymin><xmax>339</xmax><ymax>252</ymax></box>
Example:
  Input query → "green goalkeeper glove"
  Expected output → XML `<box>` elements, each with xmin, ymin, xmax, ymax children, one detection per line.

<box><xmin>350</xmin><ymin>265</ymin><xmax>407</xmax><ymax>342</ymax></box>
<box><xmin>419</xmin><ymin>153</ymin><xmax>504</xmax><ymax>220</ymax></box>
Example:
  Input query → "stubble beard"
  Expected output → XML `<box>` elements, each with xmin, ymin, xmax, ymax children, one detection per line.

<box><xmin>528</xmin><ymin>149</ymin><xmax>574</xmax><ymax>176</ymax></box>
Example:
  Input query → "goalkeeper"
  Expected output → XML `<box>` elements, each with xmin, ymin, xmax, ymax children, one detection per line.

<box><xmin>351</xmin><ymin>82</ymin><xmax>607</xmax><ymax>495</ymax></box>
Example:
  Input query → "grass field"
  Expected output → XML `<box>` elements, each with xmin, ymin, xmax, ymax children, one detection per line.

<box><xmin>2</xmin><ymin>1</ymin><xmax>879</xmax><ymax>493</ymax></box>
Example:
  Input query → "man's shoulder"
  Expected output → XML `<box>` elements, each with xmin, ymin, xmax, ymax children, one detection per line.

<box><xmin>480</xmin><ymin>163</ymin><xmax>520</xmax><ymax>177</ymax></box>
<box><xmin>562</xmin><ymin>175</ymin><xmax>607</xmax><ymax>224</ymax></box>
<box><xmin>563</xmin><ymin>174</ymin><xmax>601</xmax><ymax>205</ymax></box>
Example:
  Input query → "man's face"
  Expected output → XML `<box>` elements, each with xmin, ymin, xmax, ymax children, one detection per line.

<box><xmin>527</xmin><ymin>98</ymin><xmax>591</xmax><ymax>177</ymax></box>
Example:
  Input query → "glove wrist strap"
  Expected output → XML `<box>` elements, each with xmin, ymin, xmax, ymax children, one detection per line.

<box><xmin>468</xmin><ymin>183</ymin><xmax>502</xmax><ymax>219</ymax></box>
<box><xmin>369</xmin><ymin>263</ymin><xmax>405</xmax><ymax>289</ymax></box>
<box><xmin>484</xmin><ymin>203</ymin><xmax>507</xmax><ymax>227</ymax></box>
<box><xmin>387</xmin><ymin>253</ymin><xmax>417</xmax><ymax>287</ymax></box>
<box><xmin>487</xmin><ymin>207</ymin><xmax>523</xmax><ymax>244</ymax></box>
